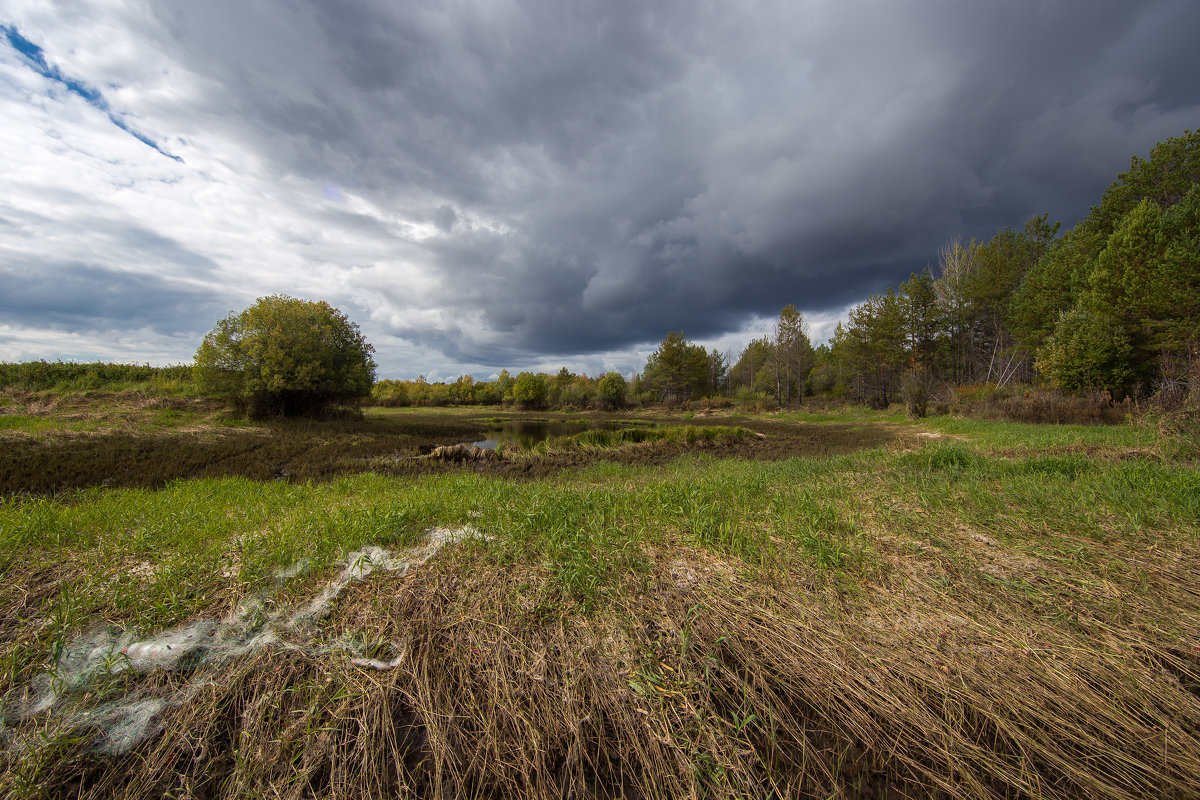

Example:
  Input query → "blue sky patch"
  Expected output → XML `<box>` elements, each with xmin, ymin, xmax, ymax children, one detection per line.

<box><xmin>2</xmin><ymin>24</ymin><xmax>182</xmax><ymax>163</ymax></box>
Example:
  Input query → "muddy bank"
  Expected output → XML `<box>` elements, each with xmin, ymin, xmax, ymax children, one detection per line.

<box><xmin>1</xmin><ymin>412</ymin><xmax>902</xmax><ymax>494</ymax></box>
<box><xmin>0</xmin><ymin>414</ymin><xmax>483</xmax><ymax>494</ymax></box>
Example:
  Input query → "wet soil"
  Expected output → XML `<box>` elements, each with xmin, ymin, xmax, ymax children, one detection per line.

<box><xmin>0</xmin><ymin>411</ymin><xmax>903</xmax><ymax>495</ymax></box>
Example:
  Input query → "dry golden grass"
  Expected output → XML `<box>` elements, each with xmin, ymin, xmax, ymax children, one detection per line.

<box><xmin>5</xmin><ymin>539</ymin><xmax>1200</xmax><ymax>800</ymax></box>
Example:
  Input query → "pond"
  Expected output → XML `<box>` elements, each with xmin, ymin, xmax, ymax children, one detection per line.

<box><xmin>471</xmin><ymin>419</ymin><xmax>641</xmax><ymax>450</ymax></box>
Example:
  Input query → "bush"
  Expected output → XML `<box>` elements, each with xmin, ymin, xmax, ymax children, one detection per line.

<box><xmin>597</xmin><ymin>372</ymin><xmax>628</xmax><ymax>410</ymax></box>
<box><xmin>733</xmin><ymin>387</ymin><xmax>772</xmax><ymax>412</ymax></box>
<box><xmin>950</xmin><ymin>385</ymin><xmax>1128</xmax><ymax>425</ymax></box>
<box><xmin>1151</xmin><ymin>344</ymin><xmax>1200</xmax><ymax>459</ymax></box>
<box><xmin>900</xmin><ymin>367</ymin><xmax>936</xmax><ymax>418</ymax></box>
<box><xmin>195</xmin><ymin>295</ymin><xmax>376</xmax><ymax>418</ymax></box>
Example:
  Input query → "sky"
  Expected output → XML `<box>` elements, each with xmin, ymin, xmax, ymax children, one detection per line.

<box><xmin>2</xmin><ymin>1</ymin><xmax>1199</xmax><ymax>381</ymax></box>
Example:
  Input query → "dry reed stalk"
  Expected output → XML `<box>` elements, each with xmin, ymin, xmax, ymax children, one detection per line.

<box><xmin>4</xmin><ymin>550</ymin><xmax>1200</xmax><ymax>799</ymax></box>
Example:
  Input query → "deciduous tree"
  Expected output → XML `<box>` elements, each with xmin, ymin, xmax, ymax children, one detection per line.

<box><xmin>195</xmin><ymin>295</ymin><xmax>375</xmax><ymax>418</ymax></box>
<box><xmin>598</xmin><ymin>372</ymin><xmax>628</xmax><ymax>410</ymax></box>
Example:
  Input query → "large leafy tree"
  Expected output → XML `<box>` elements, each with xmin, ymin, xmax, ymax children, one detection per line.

<box><xmin>195</xmin><ymin>295</ymin><xmax>376</xmax><ymax>417</ymax></box>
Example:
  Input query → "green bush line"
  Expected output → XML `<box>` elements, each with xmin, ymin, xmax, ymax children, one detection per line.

<box><xmin>0</xmin><ymin>361</ymin><xmax>195</xmax><ymax>393</ymax></box>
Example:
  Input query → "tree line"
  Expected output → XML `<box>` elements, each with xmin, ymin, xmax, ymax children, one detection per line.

<box><xmin>372</xmin><ymin>369</ymin><xmax>630</xmax><ymax>411</ymax></box>
<box><xmin>380</xmin><ymin>131</ymin><xmax>1197</xmax><ymax>415</ymax></box>
<box><xmin>818</xmin><ymin>130</ymin><xmax>1199</xmax><ymax>410</ymax></box>
<box><xmin>8</xmin><ymin>132</ymin><xmax>1191</xmax><ymax>419</ymax></box>
<box><xmin>370</xmin><ymin>303</ymin><xmax>815</xmax><ymax>412</ymax></box>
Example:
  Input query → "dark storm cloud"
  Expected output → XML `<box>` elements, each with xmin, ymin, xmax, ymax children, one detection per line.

<box><xmin>128</xmin><ymin>2</ymin><xmax>1200</xmax><ymax>364</ymax></box>
<box><xmin>0</xmin><ymin>261</ymin><xmax>226</xmax><ymax>334</ymax></box>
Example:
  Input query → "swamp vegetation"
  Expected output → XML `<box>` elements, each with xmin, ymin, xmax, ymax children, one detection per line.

<box><xmin>0</xmin><ymin>386</ymin><xmax>1198</xmax><ymax>799</ymax></box>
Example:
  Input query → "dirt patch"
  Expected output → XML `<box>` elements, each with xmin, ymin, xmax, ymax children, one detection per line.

<box><xmin>0</xmin><ymin>413</ymin><xmax>485</xmax><ymax>494</ymax></box>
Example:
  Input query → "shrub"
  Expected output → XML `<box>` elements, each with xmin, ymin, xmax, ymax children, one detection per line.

<box><xmin>195</xmin><ymin>295</ymin><xmax>376</xmax><ymax>418</ymax></box>
<box><xmin>1151</xmin><ymin>344</ymin><xmax>1200</xmax><ymax>459</ymax></box>
<box><xmin>733</xmin><ymin>387</ymin><xmax>772</xmax><ymax>412</ymax></box>
<box><xmin>951</xmin><ymin>385</ymin><xmax>1128</xmax><ymax>425</ymax></box>
<box><xmin>597</xmin><ymin>372</ymin><xmax>628</xmax><ymax>410</ymax></box>
<box><xmin>900</xmin><ymin>367</ymin><xmax>935</xmax><ymax>418</ymax></box>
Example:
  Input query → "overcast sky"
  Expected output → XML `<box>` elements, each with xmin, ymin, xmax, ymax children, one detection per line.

<box><xmin>2</xmin><ymin>1</ymin><xmax>1198</xmax><ymax>380</ymax></box>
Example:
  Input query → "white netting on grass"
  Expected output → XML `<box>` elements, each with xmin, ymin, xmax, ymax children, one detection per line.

<box><xmin>3</xmin><ymin>526</ymin><xmax>485</xmax><ymax>754</ymax></box>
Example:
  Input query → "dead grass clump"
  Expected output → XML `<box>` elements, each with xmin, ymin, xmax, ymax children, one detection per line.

<box><xmin>954</xmin><ymin>386</ymin><xmax>1131</xmax><ymax>425</ymax></box>
<box><xmin>7</xmin><ymin>551</ymin><xmax>1200</xmax><ymax>800</ymax></box>
<box><xmin>428</xmin><ymin>443</ymin><xmax>502</xmax><ymax>462</ymax></box>
<box><xmin>1150</xmin><ymin>346</ymin><xmax>1200</xmax><ymax>460</ymax></box>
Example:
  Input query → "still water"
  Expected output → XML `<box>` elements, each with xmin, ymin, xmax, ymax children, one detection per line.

<box><xmin>471</xmin><ymin>420</ymin><xmax>593</xmax><ymax>450</ymax></box>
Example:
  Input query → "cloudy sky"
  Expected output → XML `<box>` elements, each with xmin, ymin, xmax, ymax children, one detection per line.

<box><xmin>2</xmin><ymin>1</ymin><xmax>1198</xmax><ymax>380</ymax></box>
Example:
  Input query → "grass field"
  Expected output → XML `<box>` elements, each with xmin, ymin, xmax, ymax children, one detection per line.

<box><xmin>1</xmin><ymin>392</ymin><xmax>1198</xmax><ymax>798</ymax></box>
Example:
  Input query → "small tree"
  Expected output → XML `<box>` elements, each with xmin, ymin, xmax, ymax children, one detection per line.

<box><xmin>195</xmin><ymin>295</ymin><xmax>376</xmax><ymax>417</ymax></box>
<box><xmin>643</xmin><ymin>331</ymin><xmax>709</xmax><ymax>403</ymax></box>
<box><xmin>511</xmin><ymin>372</ymin><xmax>548</xmax><ymax>409</ymax></box>
<box><xmin>1037</xmin><ymin>306</ymin><xmax>1133</xmax><ymax>393</ymax></box>
<box><xmin>771</xmin><ymin>304</ymin><xmax>813</xmax><ymax>405</ymax></box>
<box><xmin>598</xmin><ymin>372</ymin><xmax>628</xmax><ymax>410</ymax></box>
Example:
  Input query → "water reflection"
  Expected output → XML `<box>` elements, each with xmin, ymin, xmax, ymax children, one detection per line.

<box><xmin>471</xmin><ymin>420</ymin><xmax>593</xmax><ymax>450</ymax></box>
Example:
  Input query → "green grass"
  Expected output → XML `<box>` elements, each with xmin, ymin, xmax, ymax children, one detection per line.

<box><xmin>782</xmin><ymin>404</ymin><xmax>1158</xmax><ymax>451</ymax></box>
<box><xmin>2</xmin><ymin>419</ymin><xmax>1194</xmax><ymax>671</ymax></box>
<box><xmin>0</xmin><ymin>415</ymin><xmax>59</xmax><ymax>434</ymax></box>
<box><xmin>919</xmin><ymin>414</ymin><xmax>1157</xmax><ymax>450</ymax></box>
<box><xmin>0</xmin><ymin>452</ymin><xmax>861</xmax><ymax>638</ymax></box>
<box><xmin>779</xmin><ymin>406</ymin><xmax>910</xmax><ymax>425</ymax></box>
<box><xmin>537</xmin><ymin>424</ymin><xmax>754</xmax><ymax>452</ymax></box>
<box><xmin>0</xmin><ymin>361</ymin><xmax>197</xmax><ymax>395</ymax></box>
